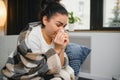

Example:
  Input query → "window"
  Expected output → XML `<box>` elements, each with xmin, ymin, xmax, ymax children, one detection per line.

<box><xmin>61</xmin><ymin>0</ymin><xmax>90</xmax><ymax>30</ymax></box>
<box><xmin>62</xmin><ymin>0</ymin><xmax>120</xmax><ymax>31</ymax></box>
<box><xmin>103</xmin><ymin>0</ymin><xmax>120</xmax><ymax>28</ymax></box>
<box><xmin>91</xmin><ymin>0</ymin><xmax>120</xmax><ymax>30</ymax></box>
<box><xmin>6</xmin><ymin>0</ymin><xmax>120</xmax><ymax>35</ymax></box>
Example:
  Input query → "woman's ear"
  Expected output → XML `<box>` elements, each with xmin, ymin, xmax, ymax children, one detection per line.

<box><xmin>42</xmin><ymin>16</ymin><xmax>48</xmax><ymax>26</ymax></box>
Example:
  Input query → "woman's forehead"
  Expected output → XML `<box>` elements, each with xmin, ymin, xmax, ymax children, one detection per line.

<box><xmin>52</xmin><ymin>13</ymin><xmax>68</xmax><ymax>17</ymax></box>
<box><xmin>50</xmin><ymin>13</ymin><xmax>68</xmax><ymax>20</ymax></box>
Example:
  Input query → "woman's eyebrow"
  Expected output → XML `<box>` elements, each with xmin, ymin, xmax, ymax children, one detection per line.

<box><xmin>56</xmin><ymin>21</ymin><xmax>63</xmax><ymax>25</ymax></box>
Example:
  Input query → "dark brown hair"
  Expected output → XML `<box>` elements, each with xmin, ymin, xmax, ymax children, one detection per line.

<box><xmin>39</xmin><ymin>0</ymin><xmax>68</xmax><ymax>27</ymax></box>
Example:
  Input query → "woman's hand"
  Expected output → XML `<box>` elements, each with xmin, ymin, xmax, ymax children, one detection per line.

<box><xmin>54</xmin><ymin>29</ymin><xmax>69</xmax><ymax>66</ymax></box>
<box><xmin>63</xmin><ymin>31</ymin><xmax>69</xmax><ymax>48</ymax></box>
<box><xmin>54</xmin><ymin>30</ymin><xmax>69</xmax><ymax>54</ymax></box>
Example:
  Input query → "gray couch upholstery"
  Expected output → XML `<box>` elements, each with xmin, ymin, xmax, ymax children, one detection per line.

<box><xmin>0</xmin><ymin>35</ymin><xmax>18</xmax><ymax>79</ymax></box>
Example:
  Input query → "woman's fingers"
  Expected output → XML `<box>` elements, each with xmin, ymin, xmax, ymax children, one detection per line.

<box><xmin>54</xmin><ymin>31</ymin><xmax>64</xmax><ymax>43</ymax></box>
<box><xmin>54</xmin><ymin>29</ymin><xmax>69</xmax><ymax>49</ymax></box>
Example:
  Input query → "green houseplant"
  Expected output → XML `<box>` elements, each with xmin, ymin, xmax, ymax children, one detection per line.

<box><xmin>68</xmin><ymin>11</ymin><xmax>80</xmax><ymax>24</ymax></box>
<box><xmin>68</xmin><ymin>11</ymin><xmax>80</xmax><ymax>31</ymax></box>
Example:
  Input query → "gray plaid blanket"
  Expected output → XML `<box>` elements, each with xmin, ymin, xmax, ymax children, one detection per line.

<box><xmin>1</xmin><ymin>22</ymin><xmax>75</xmax><ymax>80</ymax></box>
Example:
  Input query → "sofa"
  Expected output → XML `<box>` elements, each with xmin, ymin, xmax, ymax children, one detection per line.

<box><xmin>0</xmin><ymin>35</ymin><xmax>91</xmax><ymax>79</ymax></box>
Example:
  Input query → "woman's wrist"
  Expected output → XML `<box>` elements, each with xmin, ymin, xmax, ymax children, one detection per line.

<box><xmin>55</xmin><ymin>48</ymin><xmax>64</xmax><ymax>56</ymax></box>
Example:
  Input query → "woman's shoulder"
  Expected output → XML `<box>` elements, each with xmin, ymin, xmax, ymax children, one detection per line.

<box><xmin>25</xmin><ymin>23</ymin><xmax>42</xmax><ymax>43</ymax></box>
<box><xmin>28</xmin><ymin>23</ymin><xmax>42</xmax><ymax>37</ymax></box>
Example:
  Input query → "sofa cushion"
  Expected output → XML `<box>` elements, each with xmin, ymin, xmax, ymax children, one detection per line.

<box><xmin>65</xmin><ymin>43</ymin><xmax>91</xmax><ymax>76</ymax></box>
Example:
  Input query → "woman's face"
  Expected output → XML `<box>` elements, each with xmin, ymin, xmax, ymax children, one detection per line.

<box><xmin>43</xmin><ymin>13</ymin><xmax>68</xmax><ymax>39</ymax></box>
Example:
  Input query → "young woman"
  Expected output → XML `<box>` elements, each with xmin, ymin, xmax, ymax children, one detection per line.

<box><xmin>1</xmin><ymin>0</ymin><xmax>75</xmax><ymax>80</ymax></box>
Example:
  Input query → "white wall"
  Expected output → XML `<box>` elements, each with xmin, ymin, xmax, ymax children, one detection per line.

<box><xmin>69</xmin><ymin>32</ymin><xmax>120</xmax><ymax>79</ymax></box>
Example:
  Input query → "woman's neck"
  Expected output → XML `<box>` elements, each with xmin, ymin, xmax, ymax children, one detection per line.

<box><xmin>41</xmin><ymin>28</ymin><xmax>52</xmax><ymax>45</ymax></box>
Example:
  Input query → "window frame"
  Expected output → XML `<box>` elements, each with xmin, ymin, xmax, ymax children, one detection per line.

<box><xmin>90</xmin><ymin>0</ymin><xmax>120</xmax><ymax>31</ymax></box>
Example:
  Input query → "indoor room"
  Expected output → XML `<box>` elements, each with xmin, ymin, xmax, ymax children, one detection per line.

<box><xmin>0</xmin><ymin>0</ymin><xmax>120</xmax><ymax>80</ymax></box>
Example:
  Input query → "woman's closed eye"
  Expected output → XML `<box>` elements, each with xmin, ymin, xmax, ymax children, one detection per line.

<box><xmin>56</xmin><ymin>21</ymin><xmax>64</xmax><ymax>27</ymax></box>
<box><xmin>56</xmin><ymin>22</ymin><xmax>66</xmax><ymax>28</ymax></box>
<box><xmin>56</xmin><ymin>23</ymin><xmax>63</xmax><ymax>27</ymax></box>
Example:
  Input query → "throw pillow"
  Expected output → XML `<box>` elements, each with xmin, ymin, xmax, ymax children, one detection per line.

<box><xmin>65</xmin><ymin>43</ymin><xmax>91</xmax><ymax>76</ymax></box>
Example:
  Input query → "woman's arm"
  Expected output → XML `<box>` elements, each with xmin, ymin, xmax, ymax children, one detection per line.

<box><xmin>54</xmin><ymin>30</ymin><xmax>69</xmax><ymax>67</ymax></box>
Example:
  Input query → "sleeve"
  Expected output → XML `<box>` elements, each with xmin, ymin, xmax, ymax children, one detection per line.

<box><xmin>18</xmin><ymin>41</ymin><xmax>61</xmax><ymax>74</ymax></box>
